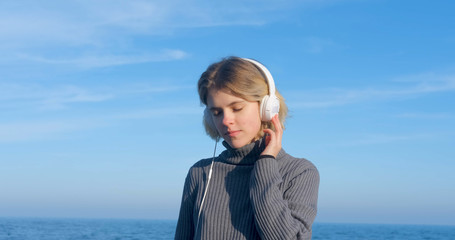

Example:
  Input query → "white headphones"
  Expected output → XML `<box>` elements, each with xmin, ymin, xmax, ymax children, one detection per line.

<box><xmin>203</xmin><ymin>58</ymin><xmax>280</xmax><ymax>135</ymax></box>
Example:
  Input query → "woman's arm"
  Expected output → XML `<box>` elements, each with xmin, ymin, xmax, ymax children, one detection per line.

<box><xmin>251</xmin><ymin>114</ymin><xmax>319</xmax><ymax>240</ymax></box>
<box><xmin>250</xmin><ymin>156</ymin><xmax>319</xmax><ymax>240</ymax></box>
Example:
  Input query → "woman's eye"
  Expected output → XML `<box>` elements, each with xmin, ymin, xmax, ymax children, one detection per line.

<box><xmin>212</xmin><ymin>110</ymin><xmax>220</xmax><ymax>116</ymax></box>
<box><xmin>233</xmin><ymin>108</ymin><xmax>243</xmax><ymax>112</ymax></box>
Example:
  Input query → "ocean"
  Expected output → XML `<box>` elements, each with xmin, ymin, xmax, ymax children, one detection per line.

<box><xmin>0</xmin><ymin>218</ymin><xmax>454</xmax><ymax>240</ymax></box>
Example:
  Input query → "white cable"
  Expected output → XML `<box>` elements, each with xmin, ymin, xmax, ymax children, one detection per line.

<box><xmin>195</xmin><ymin>138</ymin><xmax>218</xmax><ymax>236</ymax></box>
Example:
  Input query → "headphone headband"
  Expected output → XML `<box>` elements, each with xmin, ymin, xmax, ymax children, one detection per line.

<box><xmin>242</xmin><ymin>58</ymin><xmax>276</xmax><ymax>97</ymax></box>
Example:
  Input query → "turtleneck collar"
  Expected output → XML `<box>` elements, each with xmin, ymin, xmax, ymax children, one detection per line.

<box><xmin>218</xmin><ymin>137</ymin><xmax>267</xmax><ymax>165</ymax></box>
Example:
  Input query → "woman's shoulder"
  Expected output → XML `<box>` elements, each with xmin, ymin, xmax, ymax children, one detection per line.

<box><xmin>183</xmin><ymin>158</ymin><xmax>214</xmax><ymax>184</ymax></box>
<box><xmin>191</xmin><ymin>157</ymin><xmax>214</xmax><ymax>168</ymax></box>
<box><xmin>278</xmin><ymin>150</ymin><xmax>319</xmax><ymax>176</ymax></box>
<box><xmin>186</xmin><ymin>157</ymin><xmax>215</xmax><ymax>175</ymax></box>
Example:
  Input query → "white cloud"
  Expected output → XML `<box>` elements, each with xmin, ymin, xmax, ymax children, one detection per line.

<box><xmin>111</xmin><ymin>107</ymin><xmax>201</xmax><ymax>120</ymax></box>
<box><xmin>0</xmin><ymin>83</ymin><xmax>113</xmax><ymax>110</ymax></box>
<box><xmin>0</xmin><ymin>1</ymin><xmax>269</xmax><ymax>47</ymax></box>
<box><xmin>0</xmin><ymin>105</ymin><xmax>200</xmax><ymax>143</ymax></box>
<box><xmin>0</xmin><ymin>0</ymin><xmax>278</xmax><ymax>68</ymax></box>
<box><xmin>0</xmin><ymin>0</ymin><xmax>350</xmax><ymax>68</ymax></box>
<box><xmin>0</xmin><ymin>0</ymin><xmax>347</xmax><ymax>48</ymax></box>
<box><xmin>0</xmin><ymin>120</ymin><xmax>101</xmax><ymax>143</ymax></box>
<box><xmin>121</xmin><ymin>84</ymin><xmax>193</xmax><ymax>94</ymax></box>
<box><xmin>395</xmin><ymin>112</ymin><xmax>453</xmax><ymax>119</ymax></box>
<box><xmin>17</xmin><ymin>49</ymin><xmax>188</xmax><ymax>68</ymax></box>
<box><xmin>289</xmin><ymin>73</ymin><xmax>455</xmax><ymax>109</ymax></box>
<box><xmin>0</xmin><ymin>82</ymin><xmax>193</xmax><ymax>111</ymax></box>
<box><xmin>332</xmin><ymin>132</ymin><xmax>452</xmax><ymax>147</ymax></box>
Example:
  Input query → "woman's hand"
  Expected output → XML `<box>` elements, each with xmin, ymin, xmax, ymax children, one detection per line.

<box><xmin>261</xmin><ymin>114</ymin><xmax>282</xmax><ymax>158</ymax></box>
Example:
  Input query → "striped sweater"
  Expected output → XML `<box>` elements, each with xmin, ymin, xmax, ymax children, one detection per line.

<box><xmin>175</xmin><ymin>138</ymin><xmax>319</xmax><ymax>239</ymax></box>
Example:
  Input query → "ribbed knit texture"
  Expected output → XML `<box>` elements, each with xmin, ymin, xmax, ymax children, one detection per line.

<box><xmin>175</xmin><ymin>138</ymin><xmax>319</xmax><ymax>240</ymax></box>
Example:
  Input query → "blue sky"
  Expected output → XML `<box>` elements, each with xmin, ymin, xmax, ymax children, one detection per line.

<box><xmin>1</xmin><ymin>0</ymin><xmax>454</xmax><ymax>225</ymax></box>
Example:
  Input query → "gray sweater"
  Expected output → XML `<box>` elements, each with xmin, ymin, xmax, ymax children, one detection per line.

<box><xmin>175</xmin><ymin>138</ymin><xmax>319</xmax><ymax>240</ymax></box>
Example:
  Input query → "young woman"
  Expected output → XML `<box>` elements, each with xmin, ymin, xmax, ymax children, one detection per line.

<box><xmin>175</xmin><ymin>57</ymin><xmax>319</xmax><ymax>240</ymax></box>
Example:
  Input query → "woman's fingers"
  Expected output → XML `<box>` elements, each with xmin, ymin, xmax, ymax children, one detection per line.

<box><xmin>272</xmin><ymin>114</ymin><xmax>281</xmax><ymax>130</ymax></box>
<box><xmin>262</xmin><ymin>129</ymin><xmax>274</xmax><ymax>144</ymax></box>
<box><xmin>271</xmin><ymin>114</ymin><xmax>283</xmax><ymax>144</ymax></box>
<box><xmin>261</xmin><ymin>115</ymin><xmax>283</xmax><ymax>157</ymax></box>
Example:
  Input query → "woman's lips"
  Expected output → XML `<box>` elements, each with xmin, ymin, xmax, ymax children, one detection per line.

<box><xmin>226</xmin><ymin>130</ymin><xmax>241</xmax><ymax>137</ymax></box>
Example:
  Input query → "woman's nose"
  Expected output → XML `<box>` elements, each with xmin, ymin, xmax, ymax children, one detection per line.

<box><xmin>222</xmin><ymin>112</ymin><xmax>234</xmax><ymax>126</ymax></box>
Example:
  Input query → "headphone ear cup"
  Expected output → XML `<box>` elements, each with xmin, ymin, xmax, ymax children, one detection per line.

<box><xmin>260</xmin><ymin>95</ymin><xmax>280</xmax><ymax>121</ymax></box>
<box><xmin>259</xmin><ymin>95</ymin><xmax>269</xmax><ymax>121</ymax></box>
<box><xmin>204</xmin><ymin>108</ymin><xmax>217</xmax><ymax>135</ymax></box>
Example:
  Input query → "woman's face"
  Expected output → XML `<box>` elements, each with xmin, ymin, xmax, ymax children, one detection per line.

<box><xmin>207</xmin><ymin>89</ymin><xmax>262</xmax><ymax>148</ymax></box>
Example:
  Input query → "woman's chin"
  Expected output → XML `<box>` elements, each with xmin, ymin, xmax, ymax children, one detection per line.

<box><xmin>225</xmin><ymin>138</ymin><xmax>251</xmax><ymax>149</ymax></box>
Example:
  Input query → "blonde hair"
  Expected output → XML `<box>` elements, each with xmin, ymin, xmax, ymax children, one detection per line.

<box><xmin>198</xmin><ymin>56</ymin><xmax>288</xmax><ymax>140</ymax></box>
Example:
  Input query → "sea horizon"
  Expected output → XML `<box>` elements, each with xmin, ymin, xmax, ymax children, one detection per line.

<box><xmin>2</xmin><ymin>217</ymin><xmax>454</xmax><ymax>240</ymax></box>
<box><xmin>1</xmin><ymin>216</ymin><xmax>454</xmax><ymax>227</ymax></box>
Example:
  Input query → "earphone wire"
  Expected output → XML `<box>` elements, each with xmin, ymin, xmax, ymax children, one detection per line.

<box><xmin>195</xmin><ymin>137</ymin><xmax>219</xmax><ymax>236</ymax></box>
